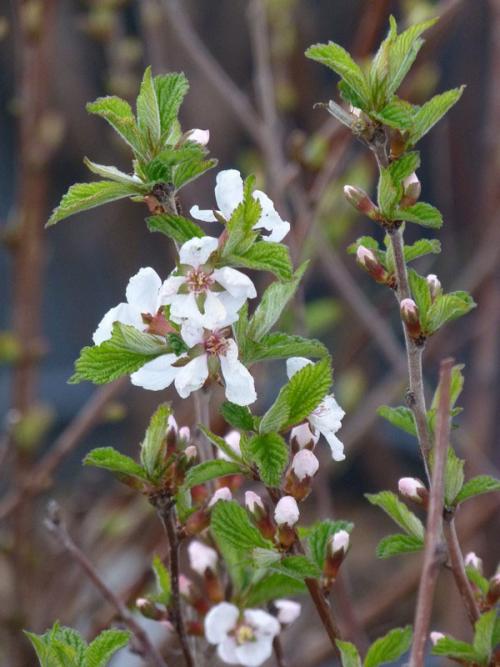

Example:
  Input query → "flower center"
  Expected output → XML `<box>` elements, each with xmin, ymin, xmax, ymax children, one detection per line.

<box><xmin>235</xmin><ymin>624</ymin><xmax>255</xmax><ymax>645</ymax></box>
<box><xmin>185</xmin><ymin>268</ymin><xmax>214</xmax><ymax>294</ymax></box>
<box><xmin>204</xmin><ymin>331</ymin><xmax>229</xmax><ymax>357</ymax></box>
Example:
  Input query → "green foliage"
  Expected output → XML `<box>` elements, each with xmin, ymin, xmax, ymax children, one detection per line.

<box><xmin>377</xmin><ymin>405</ymin><xmax>417</xmax><ymax>437</ymax></box>
<box><xmin>198</xmin><ymin>425</ymin><xmax>245</xmax><ymax>462</ymax></box>
<box><xmin>247</xmin><ymin>433</ymin><xmax>289</xmax><ymax>487</ymax></box>
<box><xmin>306</xmin><ymin>519</ymin><xmax>354</xmax><ymax>569</ymax></box>
<box><xmin>465</xmin><ymin>566</ymin><xmax>489</xmax><ymax>596</ymax></box>
<box><xmin>83</xmin><ymin>447</ymin><xmax>148</xmax><ymax>482</ymax></box>
<box><xmin>154</xmin><ymin>72</ymin><xmax>190</xmax><ymax>140</ymax></box>
<box><xmin>403</xmin><ymin>238</ymin><xmax>441</xmax><ymax>263</ymax></box>
<box><xmin>364</xmin><ymin>626</ymin><xmax>413</xmax><ymax>667</ymax></box>
<box><xmin>140</xmin><ymin>404</ymin><xmax>170</xmax><ymax>480</ymax></box>
<box><xmin>274</xmin><ymin>555</ymin><xmax>322</xmax><ymax>580</ymax></box>
<box><xmin>377</xmin><ymin>168</ymin><xmax>401</xmax><ymax>217</ymax></box>
<box><xmin>366</xmin><ymin>491</ymin><xmax>424</xmax><ymax>540</ymax></box>
<box><xmin>219</xmin><ymin>402</ymin><xmax>255</xmax><ymax>431</ymax></box>
<box><xmin>211</xmin><ymin>500</ymin><xmax>271</xmax><ymax>553</ymax></box>
<box><xmin>425</xmin><ymin>291</ymin><xmax>476</xmax><ymax>334</ymax></box>
<box><xmin>225</xmin><ymin>241</ymin><xmax>293</xmax><ymax>280</ymax></box>
<box><xmin>70</xmin><ymin>323</ymin><xmax>170</xmax><ymax>385</ymax></box>
<box><xmin>335</xmin><ymin>641</ymin><xmax>362</xmax><ymax>667</ymax></box>
<box><xmin>243</xmin><ymin>332</ymin><xmax>328</xmax><ymax>365</ymax></box>
<box><xmin>432</xmin><ymin>610</ymin><xmax>499</xmax><ymax>666</ymax></box>
<box><xmin>371</xmin><ymin>98</ymin><xmax>414</xmax><ymax>129</ymax></box>
<box><xmin>86</xmin><ymin>96</ymin><xmax>144</xmax><ymax>156</ymax></box>
<box><xmin>151</xmin><ymin>555</ymin><xmax>171</xmax><ymax>606</ymax></box>
<box><xmin>244</xmin><ymin>572</ymin><xmax>306</xmax><ymax>606</ymax></box>
<box><xmin>259</xmin><ymin>357</ymin><xmax>332</xmax><ymax>434</ymax></box>
<box><xmin>221</xmin><ymin>176</ymin><xmax>261</xmax><ymax>256</ymax></box>
<box><xmin>431</xmin><ymin>636</ymin><xmax>481</xmax><ymax>663</ymax></box>
<box><xmin>376</xmin><ymin>533</ymin><xmax>423</xmax><ymax>559</ymax></box>
<box><xmin>25</xmin><ymin>622</ymin><xmax>129</xmax><ymax>667</ymax></box>
<box><xmin>395</xmin><ymin>202</ymin><xmax>443</xmax><ymax>228</ymax></box>
<box><xmin>454</xmin><ymin>475</ymin><xmax>500</xmax><ymax>505</ymax></box>
<box><xmin>408</xmin><ymin>86</ymin><xmax>465</xmax><ymax>146</ymax></box>
<box><xmin>441</xmin><ymin>447</ymin><xmax>465</xmax><ymax>507</ymax></box>
<box><xmin>147</xmin><ymin>213</ymin><xmax>205</xmax><ymax>244</ymax></box>
<box><xmin>388</xmin><ymin>152</ymin><xmax>420</xmax><ymax>183</ymax></box>
<box><xmin>184</xmin><ymin>459</ymin><xmax>247</xmax><ymax>488</ymax></box>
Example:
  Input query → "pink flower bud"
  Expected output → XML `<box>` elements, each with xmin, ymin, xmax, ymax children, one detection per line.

<box><xmin>290</xmin><ymin>423</ymin><xmax>319</xmax><ymax>452</ymax></box>
<box><xmin>356</xmin><ymin>245</ymin><xmax>389</xmax><ymax>284</ymax></box>
<box><xmin>179</xmin><ymin>575</ymin><xmax>193</xmax><ymax>598</ymax></box>
<box><xmin>186</xmin><ymin>128</ymin><xmax>210</xmax><ymax>145</ymax></box>
<box><xmin>430</xmin><ymin>631</ymin><xmax>445</xmax><ymax>645</ymax></box>
<box><xmin>343</xmin><ymin>185</ymin><xmax>378</xmax><ymax>218</ymax></box>
<box><xmin>274</xmin><ymin>496</ymin><xmax>300</xmax><ymax>527</ymax></box>
<box><xmin>245</xmin><ymin>490</ymin><xmax>265</xmax><ymax>515</ymax></box>
<box><xmin>329</xmin><ymin>530</ymin><xmax>350</xmax><ymax>557</ymax></box>
<box><xmin>188</xmin><ymin>541</ymin><xmax>218</xmax><ymax>575</ymax></box>
<box><xmin>487</xmin><ymin>573</ymin><xmax>500</xmax><ymax>604</ymax></box>
<box><xmin>400</xmin><ymin>298</ymin><xmax>422</xmax><ymax>339</ymax></box>
<box><xmin>184</xmin><ymin>445</ymin><xmax>198</xmax><ymax>462</ymax></box>
<box><xmin>426</xmin><ymin>274</ymin><xmax>442</xmax><ymax>301</ymax></box>
<box><xmin>291</xmin><ymin>450</ymin><xmax>319</xmax><ymax>481</ymax></box>
<box><xmin>275</xmin><ymin>599</ymin><xmax>301</xmax><ymax>625</ymax></box>
<box><xmin>136</xmin><ymin>597</ymin><xmax>163</xmax><ymax>620</ymax></box>
<box><xmin>168</xmin><ymin>414</ymin><xmax>178</xmax><ymax>434</ymax></box>
<box><xmin>401</xmin><ymin>172</ymin><xmax>421</xmax><ymax>207</ymax></box>
<box><xmin>464</xmin><ymin>552</ymin><xmax>483</xmax><ymax>572</ymax></box>
<box><xmin>398</xmin><ymin>477</ymin><xmax>428</xmax><ymax>505</ymax></box>
<box><xmin>324</xmin><ymin>530</ymin><xmax>350</xmax><ymax>582</ymax></box>
<box><xmin>208</xmin><ymin>486</ymin><xmax>232</xmax><ymax>508</ymax></box>
<box><xmin>179</xmin><ymin>426</ymin><xmax>191</xmax><ymax>444</ymax></box>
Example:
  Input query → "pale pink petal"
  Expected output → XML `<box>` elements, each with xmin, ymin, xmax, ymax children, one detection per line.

<box><xmin>158</xmin><ymin>275</ymin><xmax>186</xmax><ymax>303</ymax></box>
<box><xmin>212</xmin><ymin>267</ymin><xmax>257</xmax><ymax>300</ymax></box>
<box><xmin>220</xmin><ymin>340</ymin><xmax>256</xmax><ymax>406</ymax></box>
<box><xmin>253</xmin><ymin>190</ymin><xmax>290</xmax><ymax>242</ymax></box>
<box><xmin>180</xmin><ymin>322</ymin><xmax>204</xmax><ymax>348</ymax></box>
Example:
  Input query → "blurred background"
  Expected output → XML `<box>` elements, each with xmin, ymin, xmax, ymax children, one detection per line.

<box><xmin>1</xmin><ymin>0</ymin><xmax>499</xmax><ymax>665</ymax></box>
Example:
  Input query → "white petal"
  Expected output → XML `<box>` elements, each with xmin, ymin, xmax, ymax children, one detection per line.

<box><xmin>321</xmin><ymin>431</ymin><xmax>345</xmax><ymax>461</ymax></box>
<box><xmin>188</xmin><ymin>540</ymin><xmax>218</xmax><ymax>576</ymax></box>
<box><xmin>158</xmin><ymin>275</ymin><xmax>186</xmax><ymax>302</ymax></box>
<box><xmin>180</xmin><ymin>322</ymin><xmax>204</xmax><ymax>348</ymax></box>
<box><xmin>204</xmin><ymin>602</ymin><xmax>239</xmax><ymax>645</ymax></box>
<box><xmin>179</xmin><ymin>236</ymin><xmax>219</xmax><ymax>268</ymax></box>
<box><xmin>174</xmin><ymin>355</ymin><xmax>209</xmax><ymax>398</ymax></box>
<box><xmin>244</xmin><ymin>609</ymin><xmax>281</xmax><ymax>637</ymax></box>
<box><xmin>169</xmin><ymin>292</ymin><xmax>203</xmax><ymax>324</ymax></box>
<box><xmin>274</xmin><ymin>496</ymin><xmax>300</xmax><ymax>527</ymax></box>
<box><xmin>218</xmin><ymin>638</ymin><xmax>240</xmax><ymax>665</ymax></box>
<box><xmin>200</xmin><ymin>290</ymin><xmax>229</xmax><ymax>329</ymax></box>
<box><xmin>212</xmin><ymin>267</ymin><xmax>257</xmax><ymax>299</ymax></box>
<box><xmin>286</xmin><ymin>357</ymin><xmax>313</xmax><ymax>379</ymax></box>
<box><xmin>214</xmin><ymin>291</ymin><xmax>247</xmax><ymax>327</ymax></box>
<box><xmin>215</xmin><ymin>169</ymin><xmax>244</xmax><ymax>219</ymax></box>
<box><xmin>253</xmin><ymin>190</ymin><xmax>290</xmax><ymax>243</ymax></box>
<box><xmin>310</xmin><ymin>395</ymin><xmax>345</xmax><ymax>433</ymax></box>
<box><xmin>290</xmin><ymin>423</ymin><xmax>319</xmax><ymax>449</ymax></box>
<box><xmin>220</xmin><ymin>340</ymin><xmax>256</xmax><ymax>406</ymax></box>
<box><xmin>275</xmin><ymin>599</ymin><xmax>301</xmax><ymax>625</ymax></box>
<box><xmin>190</xmin><ymin>205</ymin><xmax>218</xmax><ymax>223</ymax></box>
<box><xmin>235</xmin><ymin>637</ymin><xmax>274</xmax><ymax>667</ymax></box>
<box><xmin>125</xmin><ymin>267</ymin><xmax>162</xmax><ymax>313</ymax></box>
<box><xmin>187</xmin><ymin>128</ymin><xmax>210</xmax><ymax>145</ymax></box>
<box><xmin>92</xmin><ymin>303</ymin><xmax>143</xmax><ymax>344</ymax></box>
<box><xmin>130</xmin><ymin>354</ymin><xmax>179</xmax><ymax>391</ymax></box>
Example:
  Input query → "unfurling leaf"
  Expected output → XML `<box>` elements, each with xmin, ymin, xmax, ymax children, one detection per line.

<box><xmin>377</xmin><ymin>405</ymin><xmax>416</xmax><ymax>437</ymax></box>
<box><xmin>455</xmin><ymin>475</ymin><xmax>500</xmax><ymax>505</ymax></box>
<box><xmin>366</xmin><ymin>491</ymin><xmax>424</xmax><ymax>539</ymax></box>
<box><xmin>83</xmin><ymin>447</ymin><xmax>148</xmax><ymax>481</ymax></box>
<box><xmin>395</xmin><ymin>202</ymin><xmax>443</xmax><ymax>228</ymax></box>
<box><xmin>184</xmin><ymin>460</ymin><xmax>247</xmax><ymax>488</ymax></box>
<box><xmin>247</xmin><ymin>433</ymin><xmax>289</xmax><ymax>487</ymax></box>
<box><xmin>147</xmin><ymin>213</ymin><xmax>205</xmax><ymax>244</ymax></box>
<box><xmin>376</xmin><ymin>533</ymin><xmax>424</xmax><ymax>559</ymax></box>
<box><xmin>364</xmin><ymin>626</ymin><xmax>413</xmax><ymax>667</ymax></box>
<box><xmin>140</xmin><ymin>404</ymin><xmax>171</xmax><ymax>479</ymax></box>
<box><xmin>408</xmin><ymin>86</ymin><xmax>465</xmax><ymax>146</ymax></box>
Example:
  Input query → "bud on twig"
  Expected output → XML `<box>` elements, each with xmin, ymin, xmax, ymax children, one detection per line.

<box><xmin>356</xmin><ymin>245</ymin><xmax>390</xmax><ymax>285</ymax></box>
<box><xmin>324</xmin><ymin>530</ymin><xmax>350</xmax><ymax>582</ymax></box>
<box><xmin>207</xmin><ymin>486</ymin><xmax>232</xmax><ymax>508</ymax></box>
<box><xmin>464</xmin><ymin>552</ymin><xmax>483</xmax><ymax>573</ymax></box>
<box><xmin>274</xmin><ymin>496</ymin><xmax>299</xmax><ymax>548</ymax></box>
<box><xmin>290</xmin><ymin>423</ymin><xmax>318</xmax><ymax>454</ymax></box>
<box><xmin>398</xmin><ymin>477</ymin><xmax>429</xmax><ymax>507</ymax></box>
<box><xmin>245</xmin><ymin>491</ymin><xmax>275</xmax><ymax>540</ymax></box>
<box><xmin>343</xmin><ymin>185</ymin><xmax>379</xmax><ymax>219</ymax></box>
<box><xmin>184</xmin><ymin>128</ymin><xmax>210</xmax><ymax>146</ymax></box>
<box><xmin>284</xmin><ymin>450</ymin><xmax>319</xmax><ymax>501</ymax></box>
<box><xmin>400</xmin><ymin>172</ymin><xmax>421</xmax><ymax>208</ymax></box>
<box><xmin>188</xmin><ymin>540</ymin><xmax>223</xmax><ymax>602</ymax></box>
<box><xmin>430</xmin><ymin>631</ymin><xmax>445</xmax><ymax>646</ymax></box>
<box><xmin>400</xmin><ymin>298</ymin><xmax>422</xmax><ymax>340</ymax></box>
<box><xmin>136</xmin><ymin>598</ymin><xmax>164</xmax><ymax>621</ymax></box>
<box><xmin>426</xmin><ymin>274</ymin><xmax>442</xmax><ymax>302</ymax></box>
<box><xmin>274</xmin><ymin>599</ymin><xmax>301</xmax><ymax>626</ymax></box>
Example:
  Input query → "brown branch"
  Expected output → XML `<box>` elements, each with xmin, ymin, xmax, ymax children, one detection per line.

<box><xmin>409</xmin><ymin>358</ymin><xmax>453</xmax><ymax>667</ymax></box>
<box><xmin>44</xmin><ymin>501</ymin><xmax>168</xmax><ymax>667</ymax></box>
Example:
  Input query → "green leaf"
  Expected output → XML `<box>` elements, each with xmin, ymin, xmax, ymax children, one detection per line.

<box><xmin>473</xmin><ymin>610</ymin><xmax>498</xmax><ymax>664</ymax></box>
<box><xmin>377</xmin><ymin>405</ymin><xmax>416</xmax><ymax>437</ymax></box>
<box><xmin>222</xmin><ymin>177</ymin><xmax>261</xmax><ymax>256</ymax></box>
<box><xmin>198</xmin><ymin>425</ymin><xmax>245</xmax><ymax>463</ymax></box>
<box><xmin>260</xmin><ymin>357</ymin><xmax>332</xmax><ymax>434</ymax></box>
<box><xmin>366</xmin><ymin>491</ymin><xmax>424</xmax><ymax>539</ymax></box>
<box><xmin>386</xmin><ymin>18</ymin><xmax>438</xmax><ymax>96</ymax></box>
<box><xmin>441</xmin><ymin>447</ymin><xmax>465</xmax><ymax>507</ymax></box>
<box><xmin>83</xmin><ymin>159</ymin><xmax>147</xmax><ymax>188</ymax></box>
<box><xmin>136</xmin><ymin>66</ymin><xmax>161</xmax><ymax>150</ymax></box>
<box><xmin>335</xmin><ymin>640</ymin><xmax>362</xmax><ymax>667</ymax></box>
<box><xmin>431</xmin><ymin>636</ymin><xmax>479</xmax><ymax>662</ymax></box>
<box><xmin>378</xmin><ymin>168</ymin><xmax>401</xmax><ymax>216</ymax></box>
<box><xmin>247</xmin><ymin>433</ymin><xmax>289</xmax><ymax>487</ymax></box>
<box><xmin>146</xmin><ymin>213</ymin><xmax>204</xmax><ymax>244</ymax></box>
<box><xmin>247</xmin><ymin>262</ymin><xmax>308</xmax><ymax>341</ymax></box>
<box><xmin>430</xmin><ymin>363</ymin><xmax>464</xmax><ymax>413</ymax></box>
<box><xmin>70</xmin><ymin>324</ymin><xmax>169</xmax><ymax>385</ymax></box>
<box><xmin>455</xmin><ymin>475</ymin><xmax>500</xmax><ymax>505</ymax></box>
<box><xmin>404</xmin><ymin>238</ymin><xmax>441</xmax><ymax>263</ymax></box>
<box><xmin>83</xmin><ymin>447</ymin><xmax>148</xmax><ymax>481</ymax></box>
<box><xmin>211</xmin><ymin>500</ymin><xmax>271</xmax><ymax>552</ymax></box>
<box><xmin>244</xmin><ymin>332</ymin><xmax>329</xmax><ymax>365</ymax></box>
<box><xmin>371</xmin><ymin>98</ymin><xmax>414</xmax><ymax>130</ymax></box>
<box><xmin>305</xmin><ymin>42</ymin><xmax>370</xmax><ymax>106</ymax></box>
<box><xmin>140</xmin><ymin>404</ymin><xmax>170</xmax><ymax>479</ymax></box>
<box><xmin>86</xmin><ymin>629</ymin><xmax>130</xmax><ymax>667</ymax></box>
<box><xmin>408</xmin><ymin>269</ymin><xmax>432</xmax><ymax>323</ymax></box>
<box><xmin>466</xmin><ymin>566</ymin><xmax>489</xmax><ymax>596</ymax></box>
<box><xmin>184</xmin><ymin>460</ymin><xmax>247</xmax><ymax>488</ymax></box>
<box><xmin>245</xmin><ymin>573</ymin><xmax>306</xmax><ymax>606</ymax></box>
<box><xmin>226</xmin><ymin>241</ymin><xmax>293</xmax><ymax>280</ymax></box>
<box><xmin>172</xmin><ymin>156</ymin><xmax>217</xmax><ymax>190</ymax></box>
<box><xmin>347</xmin><ymin>235</ymin><xmax>380</xmax><ymax>255</ymax></box>
<box><xmin>307</xmin><ymin>519</ymin><xmax>354</xmax><ymax>569</ymax></box>
<box><xmin>47</xmin><ymin>181</ymin><xmax>140</xmax><ymax>227</ymax></box>
<box><xmin>396</xmin><ymin>202</ymin><xmax>443</xmax><ymax>228</ymax></box>
<box><xmin>388</xmin><ymin>152</ymin><xmax>421</xmax><ymax>184</ymax></box>
<box><xmin>86</xmin><ymin>96</ymin><xmax>144</xmax><ymax>157</ymax></box>
<box><xmin>220</xmin><ymin>402</ymin><xmax>255</xmax><ymax>431</ymax></box>
<box><xmin>425</xmin><ymin>292</ymin><xmax>476</xmax><ymax>334</ymax></box>
<box><xmin>151</xmin><ymin>555</ymin><xmax>171</xmax><ymax>606</ymax></box>
<box><xmin>364</xmin><ymin>626</ymin><xmax>413</xmax><ymax>667</ymax></box>
<box><xmin>376</xmin><ymin>533</ymin><xmax>424</xmax><ymax>559</ymax></box>
<box><xmin>409</xmin><ymin>86</ymin><xmax>465</xmax><ymax>146</ymax></box>
<box><xmin>154</xmin><ymin>72</ymin><xmax>189</xmax><ymax>139</ymax></box>
<box><xmin>275</xmin><ymin>555</ymin><xmax>322</xmax><ymax>580</ymax></box>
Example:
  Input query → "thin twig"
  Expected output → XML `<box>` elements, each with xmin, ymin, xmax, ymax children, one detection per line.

<box><xmin>44</xmin><ymin>501</ymin><xmax>168</xmax><ymax>667</ymax></box>
<box><xmin>409</xmin><ymin>358</ymin><xmax>453</xmax><ymax>667</ymax></box>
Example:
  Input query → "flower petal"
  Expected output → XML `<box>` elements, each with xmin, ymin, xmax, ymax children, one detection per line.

<box><xmin>204</xmin><ymin>602</ymin><xmax>239</xmax><ymax>645</ymax></box>
<box><xmin>286</xmin><ymin>356</ymin><xmax>313</xmax><ymax>379</ymax></box>
<box><xmin>174</xmin><ymin>354</ymin><xmax>209</xmax><ymax>398</ymax></box>
<box><xmin>220</xmin><ymin>340</ymin><xmax>257</xmax><ymax>406</ymax></box>
<box><xmin>199</xmin><ymin>290</ymin><xmax>230</xmax><ymax>329</ymax></box>
<box><xmin>218</xmin><ymin>638</ymin><xmax>240</xmax><ymax>665</ymax></box>
<box><xmin>130</xmin><ymin>354</ymin><xmax>179</xmax><ymax>391</ymax></box>
<box><xmin>321</xmin><ymin>430</ymin><xmax>345</xmax><ymax>461</ymax></box>
<box><xmin>125</xmin><ymin>267</ymin><xmax>162</xmax><ymax>313</ymax></box>
<box><xmin>169</xmin><ymin>292</ymin><xmax>203</xmax><ymax>324</ymax></box>
<box><xmin>92</xmin><ymin>303</ymin><xmax>143</xmax><ymax>345</ymax></box>
<box><xmin>180</xmin><ymin>322</ymin><xmax>204</xmax><ymax>348</ymax></box>
<box><xmin>158</xmin><ymin>275</ymin><xmax>186</xmax><ymax>303</ymax></box>
<box><xmin>212</xmin><ymin>267</ymin><xmax>257</xmax><ymax>300</ymax></box>
<box><xmin>213</xmin><ymin>291</ymin><xmax>247</xmax><ymax>327</ymax></box>
<box><xmin>190</xmin><ymin>205</ymin><xmax>218</xmax><ymax>222</ymax></box>
<box><xmin>235</xmin><ymin>636</ymin><xmax>274</xmax><ymax>667</ymax></box>
<box><xmin>215</xmin><ymin>169</ymin><xmax>244</xmax><ymax>219</ymax></box>
<box><xmin>187</xmin><ymin>128</ymin><xmax>210</xmax><ymax>145</ymax></box>
<box><xmin>253</xmin><ymin>190</ymin><xmax>290</xmax><ymax>242</ymax></box>
<box><xmin>244</xmin><ymin>609</ymin><xmax>281</xmax><ymax>637</ymax></box>
<box><xmin>179</xmin><ymin>236</ymin><xmax>219</xmax><ymax>268</ymax></box>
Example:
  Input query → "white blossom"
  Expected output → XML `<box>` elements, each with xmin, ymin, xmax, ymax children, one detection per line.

<box><xmin>188</xmin><ymin>541</ymin><xmax>218</xmax><ymax>575</ymax></box>
<box><xmin>274</xmin><ymin>496</ymin><xmax>299</xmax><ymax>527</ymax></box>
<box><xmin>174</xmin><ymin>324</ymin><xmax>256</xmax><ymax>406</ymax></box>
<box><xmin>245</xmin><ymin>491</ymin><xmax>265</xmax><ymax>514</ymax></box>
<box><xmin>286</xmin><ymin>357</ymin><xmax>345</xmax><ymax>461</ymax></box>
<box><xmin>205</xmin><ymin>602</ymin><xmax>280</xmax><ymax>666</ymax></box>
<box><xmin>329</xmin><ymin>529</ymin><xmax>350</xmax><ymax>556</ymax></box>
<box><xmin>186</xmin><ymin>128</ymin><xmax>210</xmax><ymax>145</ymax></box>
<box><xmin>208</xmin><ymin>487</ymin><xmax>232</xmax><ymax>508</ymax></box>
<box><xmin>291</xmin><ymin>450</ymin><xmax>319</xmax><ymax>481</ymax></box>
<box><xmin>160</xmin><ymin>236</ymin><xmax>256</xmax><ymax>329</ymax></box>
<box><xmin>190</xmin><ymin>169</ymin><xmax>290</xmax><ymax>243</ymax></box>
<box><xmin>274</xmin><ymin>599</ymin><xmax>301</xmax><ymax>626</ymax></box>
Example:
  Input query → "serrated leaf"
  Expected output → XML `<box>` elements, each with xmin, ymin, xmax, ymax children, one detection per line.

<box><xmin>455</xmin><ymin>475</ymin><xmax>500</xmax><ymax>505</ymax></box>
<box><xmin>364</xmin><ymin>626</ymin><xmax>413</xmax><ymax>667</ymax></box>
<box><xmin>247</xmin><ymin>433</ymin><xmax>288</xmax><ymax>487</ymax></box>
<box><xmin>211</xmin><ymin>500</ymin><xmax>271</xmax><ymax>552</ymax></box>
<box><xmin>409</xmin><ymin>86</ymin><xmax>465</xmax><ymax>146</ymax></box>
<box><xmin>86</xmin><ymin>630</ymin><xmax>130</xmax><ymax>667</ymax></box>
<box><xmin>388</xmin><ymin>152</ymin><xmax>421</xmax><ymax>184</ymax></box>
<box><xmin>425</xmin><ymin>292</ymin><xmax>476</xmax><ymax>334</ymax></box>
<box><xmin>25</xmin><ymin>631</ymin><xmax>74</xmax><ymax>667</ymax></box>
<box><xmin>83</xmin><ymin>159</ymin><xmax>147</xmax><ymax>189</ymax></box>
<box><xmin>70</xmin><ymin>323</ymin><xmax>169</xmax><ymax>385</ymax></box>
<box><xmin>431</xmin><ymin>636</ymin><xmax>479</xmax><ymax>662</ymax></box>
<box><xmin>198</xmin><ymin>425</ymin><xmax>245</xmax><ymax>463</ymax></box>
<box><xmin>47</xmin><ymin>181</ymin><xmax>140</xmax><ymax>227</ymax></box>
<box><xmin>336</xmin><ymin>640</ymin><xmax>362</xmax><ymax>667</ymax></box>
<box><xmin>396</xmin><ymin>202</ymin><xmax>443</xmax><ymax>228</ymax></box>
<box><xmin>408</xmin><ymin>269</ymin><xmax>432</xmax><ymax>324</ymax></box>
<box><xmin>404</xmin><ymin>238</ymin><xmax>441</xmax><ymax>263</ymax></box>
<box><xmin>376</xmin><ymin>533</ymin><xmax>424</xmax><ymax>559</ymax></box>
<box><xmin>83</xmin><ymin>447</ymin><xmax>148</xmax><ymax>481</ymax></box>
<box><xmin>347</xmin><ymin>235</ymin><xmax>380</xmax><ymax>255</ymax></box>
<box><xmin>387</xmin><ymin>18</ymin><xmax>438</xmax><ymax>96</ymax></box>
<box><xmin>306</xmin><ymin>42</ymin><xmax>370</xmax><ymax>106</ymax></box>
<box><xmin>440</xmin><ymin>447</ymin><xmax>465</xmax><ymax>507</ymax></box>
<box><xmin>147</xmin><ymin>213</ymin><xmax>204</xmax><ymax>244</ymax></box>
<box><xmin>136</xmin><ymin>66</ymin><xmax>161</xmax><ymax>151</ymax></box>
<box><xmin>371</xmin><ymin>98</ymin><xmax>414</xmax><ymax>130</ymax></box>
<box><xmin>86</xmin><ymin>96</ymin><xmax>144</xmax><ymax>157</ymax></box>
<box><xmin>260</xmin><ymin>357</ymin><xmax>332</xmax><ymax>434</ymax></box>
<box><xmin>366</xmin><ymin>491</ymin><xmax>424</xmax><ymax>539</ymax></box>
<box><xmin>151</xmin><ymin>555</ymin><xmax>171</xmax><ymax>606</ymax></box>
<box><xmin>473</xmin><ymin>610</ymin><xmax>497</xmax><ymax>664</ymax></box>
<box><xmin>154</xmin><ymin>72</ymin><xmax>189</xmax><ymax>140</ymax></box>
<box><xmin>378</xmin><ymin>168</ymin><xmax>401</xmax><ymax>216</ymax></box>
<box><xmin>140</xmin><ymin>404</ymin><xmax>170</xmax><ymax>479</ymax></box>
<box><xmin>184</xmin><ymin>460</ymin><xmax>247</xmax><ymax>488</ymax></box>
<box><xmin>226</xmin><ymin>241</ymin><xmax>293</xmax><ymax>280</ymax></box>
<box><xmin>244</xmin><ymin>332</ymin><xmax>328</xmax><ymax>365</ymax></box>
<box><xmin>275</xmin><ymin>555</ymin><xmax>322</xmax><ymax>580</ymax></box>
<box><xmin>220</xmin><ymin>402</ymin><xmax>255</xmax><ymax>431</ymax></box>
<box><xmin>245</xmin><ymin>572</ymin><xmax>306</xmax><ymax>606</ymax></box>
<box><xmin>247</xmin><ymin>262</ymin><xmax>308</xmax><ymax>341</ymax></box>
<box><xmin>222</xmin><ymin>177</ymin><xmax>261</xmax><ymax>257</ymax></box>
<box><xmin>307</xmin><ymin>519</ymin><xmax>354</xmax><ymax>569</ymax></box>
<box><xmin>466</xmin><ymin>566</ymin><xmax>489</xmax><ymax>596</ymax></box>
<box><xmin>172</xmin><ymin>156</ymin><xmax>217</xmax><ymax>190</ymax></box>
<box><xmin>378</xmin><ymin>405</ymin><xmax>416</xmax><ymax>437</ymax></box>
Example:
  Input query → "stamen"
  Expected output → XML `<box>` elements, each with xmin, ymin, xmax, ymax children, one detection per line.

<box><xmin>185</xmin><ymin>268</ymin><xmax>214</xmax><ymax>294</ymax></box>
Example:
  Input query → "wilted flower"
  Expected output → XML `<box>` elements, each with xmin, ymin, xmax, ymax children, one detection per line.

<box><xmin>205</xmin><ymin>602</ymin><xmax>280</xmax><ymax>666</ymax></box>
<box><xmin>191</xmin><ymin>169</ymin><xmax>290</xmax><ymax>243</ymax></box>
